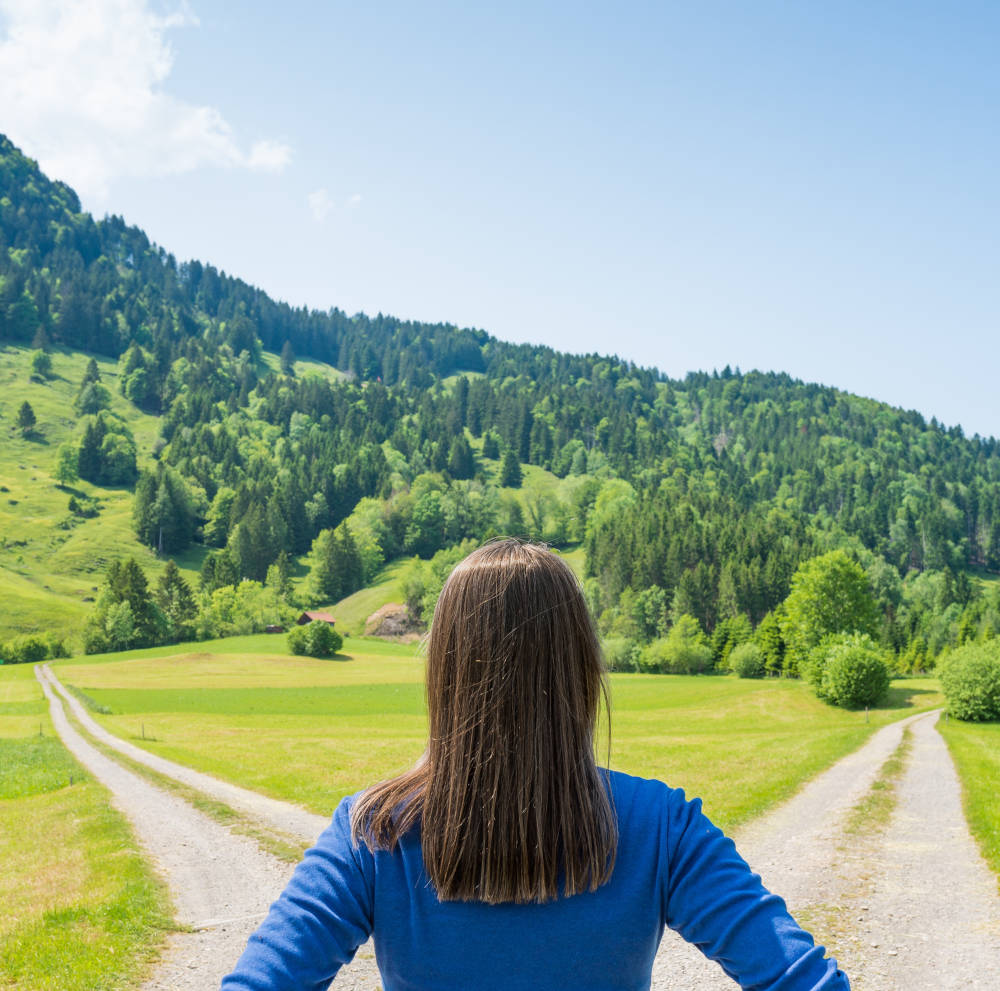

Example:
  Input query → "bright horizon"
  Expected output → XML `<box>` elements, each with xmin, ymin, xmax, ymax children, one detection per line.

<box><xmin>1</xmin><ymin>0</ymin><xmax>997</xmax><ymax>438</ymax></box>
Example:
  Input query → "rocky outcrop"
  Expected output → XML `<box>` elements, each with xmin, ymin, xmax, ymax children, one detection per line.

<box><xmin>364</xmin><ymin>602</ymin><xmax>424</xmax><ymax>639</ymax></box>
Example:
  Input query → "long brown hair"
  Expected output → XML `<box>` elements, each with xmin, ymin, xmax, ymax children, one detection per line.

<box><xmin>351</xmin><ymin>538</ymin><xmax>616</xmax><ymax>903</ymax></box>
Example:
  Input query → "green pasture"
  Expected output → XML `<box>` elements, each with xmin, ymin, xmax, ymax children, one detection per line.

<box><xmin>56</xmin><ymin>641</ymin><xmax>942</xmax><ymax>831</ymax></box>
<box><xmin>327</xmin><ymin>558</ymin><xmax>415</xmax><ymax>634</ymax></box>
<box><xmin>261</xmin><ymin>349</ymin><xmax>347</xmax><ymax>383</ymax></box>
<box><xmin>0</xmin><ymin>345</ymin><xmax>201</xmax><ymax>642</ymax></box>
<box><xmin>0</xmin><ymin>664</ymin><xmax>171</xmax><ymax>990</ymax></box>
<box><xmin>939</xmin><ymin>718</ymin><xmax>1000</xmax><ymax>891</ymax></box>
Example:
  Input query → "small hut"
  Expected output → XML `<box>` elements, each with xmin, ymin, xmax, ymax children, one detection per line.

<box><xmin>297</xmin><ymin>610</ymin><xmax>336</xmax><ymax>627</ymax></box>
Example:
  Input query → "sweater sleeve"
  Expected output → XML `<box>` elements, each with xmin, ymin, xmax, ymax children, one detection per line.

<box><xmin>220</xmin><ymin>796</ymin><xmax>375</xmax><ymax>991</ymax></box>
<box><xmin>662</xmin><ymin>789</ymin><xmax>851</xmax><ymax>991</ymax></box>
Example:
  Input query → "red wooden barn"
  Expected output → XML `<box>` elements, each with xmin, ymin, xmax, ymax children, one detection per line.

<box><xmin>297</xmin><ymin>611</ymin><xmax>336</xmax><ymax>627</ymax></box>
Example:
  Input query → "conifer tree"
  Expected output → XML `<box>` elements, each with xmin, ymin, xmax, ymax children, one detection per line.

<box><xmin>499</xmin><ymin>447</ymin><xmax>522</xmax><ymax>488</ymax></box>
<box><xmin>156</xmin><ymin>560</ymin><xmax>197</xmax><ymax>642</ymax></box>
<box><xmin>16</xmin><ymin>400</ymin><xmax>36</xmax><ymax>433</ymax></box>
<box><xmin>447</xmin><ymin>435</ymin><xmax>475</xmax><ymax>480</ymax></box>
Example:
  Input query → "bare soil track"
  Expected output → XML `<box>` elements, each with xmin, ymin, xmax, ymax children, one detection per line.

<box><xmin>39</xmin><ymin>666</ymin><xmax>1000</xmax><ymax>990</ymax></box>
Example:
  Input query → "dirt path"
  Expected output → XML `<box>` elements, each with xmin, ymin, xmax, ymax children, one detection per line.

<box><xmin>827</xmin><ymin>712</ymin><xmax>1000</xmax><ymax>990</ymax></box>
<box><xmin>40</xmin><ymin>664</ymin><xmax>380</xmax><ymax>989</ymax></box>
<box><xmin>651</xmin><ymin>710</ymin><xmax>1000</xmax><ymax>989</ymax></box>
<box><xmin>649</xmin><ymin>710</ymin><xmax>931</xmax><ymax>988</ymax></box>
<box><xmin>40</xmin><ymin>665</ymin><xmax>328</xmax><ymax>843</ymax></box>
<box><xmin>40</xmin><ymin>664</ymin><xmax>1000</xmax><ymax>990</ymax></box>
<box><xmin>36</xmin><ymin>665</ymin><xmax>292</xmax><ymax>990</ymax></box>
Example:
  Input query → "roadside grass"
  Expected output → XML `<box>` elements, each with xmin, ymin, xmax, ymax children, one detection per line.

<box><xmin>0</xmin><ymin>664</ymin><xmax>172</xmax><ymax>991</ymax></box>
<box><xmin>841</xmin><ymin>725</ymin><xmax>912</xmax><ymax>836</ymax></box>
<box><xmin>57</xmin><ymin>644</ymin><xmax>941</xmax><ymax>832</ymax></box>
<box><xmin>0</xmin><ymin>344</ymin><xmax>201</xmax><ymax>642</ymax></box>
<box><xmin>607</xmin><ymin>677</ymin><xmax>940</xmax><ymax>830</ymax></box>
<box><xmin>61</xmin><ymin>702</ymin><xmax>307</xmax><ymax>865</ymax></box>
<box><xmin>938</xmin><ymin>718</ymin><xmax>1000</xmax><ymax>890</ymax></box>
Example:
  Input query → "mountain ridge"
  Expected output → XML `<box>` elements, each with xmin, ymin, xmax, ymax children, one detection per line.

<box><xmin>2</xmin><ymin>133</ymin><xmax>999</xmax><ymax>662</ymax></box>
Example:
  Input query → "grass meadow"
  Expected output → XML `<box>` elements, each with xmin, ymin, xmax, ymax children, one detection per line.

<box><xmin>0</xmin><ymin>344</ymin><xmax>204</xmax><ymax>642</ymax></box>
<box><xmin>55</xmin><ymin>636</ymin><xmax>943</xmax><ymax>832</ymax></box>
<box><xmin>0</xmin><ymin>663</ymin><xmax>171</xmax><ymax>990</ymax></box>
<box><xmin>939</xmin><ymin>718</ymin><xmax>1000</xmax><ymax>891</ymax></box>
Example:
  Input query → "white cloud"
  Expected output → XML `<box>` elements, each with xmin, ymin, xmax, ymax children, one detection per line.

<box><xmin>0</xmin><ymin>0</ymin><xmax>292</xmax><ymax>200</ymax></box>
<box><xmin>346</xmin><ymin>193</ymin><xmax>362</xmax><ymax>208</ymax></box>
<box><xmin>248</xmin><ymin>139</ymin><xmax>291</xmax><ymax>173</ymax></box>
<box><xmin>308</xmin><ymin>187</ymin><xmax>334</xmax><ymax>223</ymax></box>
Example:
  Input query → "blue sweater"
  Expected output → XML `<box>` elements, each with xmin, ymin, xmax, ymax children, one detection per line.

<box><xmin>221</xmin><ymin>771</ymin><xmax>850</xmax><ymax>990</ymax></box>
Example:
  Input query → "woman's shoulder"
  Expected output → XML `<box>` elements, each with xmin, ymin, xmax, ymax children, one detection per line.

<box><xmin>604</xmin><ymin>768</ymin><xmax>699</xmax><ymax>831</ymax></box>
<box><xmin>605</xmin><ymin>767</ymin><xmax>683</xmax><ymax>803</ymax></box>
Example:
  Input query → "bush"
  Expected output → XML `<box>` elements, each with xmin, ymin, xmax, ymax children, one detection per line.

<box><xmin>940</xmin><ymin>642</ymin><xmax>1000</xmax><ymax>721</ymax></box>
<box><xmin>603</xmin><ymin>637</ymin><xmax>639</xmax><ymax>672</ymax></box>
<box><xmin>287</xmin><ymin>621</ymin><xmax>343</xmax><ymax>658</ymax></box>
<box><xmin>638</xmin><ymin>616</ymin><xmax>714</xmax><ymax>674</ymax></box>
<box><xmin>46</xmin><ymin>634</ymin><xmax>70</xmax><ymax>659</ymax></box>
<box><xmin>82</xmin><ymin>626</ymin><xmax>110</xmax><ymax>655</ymax></box>
<box><xmin>287</xmin><ymin>626</ymin><xmax>309</xmax><ymax>655</ymax></box>
<box><xmin>728</xmin><ymin>641</ymin><xmax>766</xmax><ymax>679</ymax></box>
<box><xmin>1</xmin><ymin>634</ymin><xmax>50</xmax><ymax>664</ymax></box>
<box><xmin>812</xmin><ymin>634</ymin><xmax>890</xmax><ymax>709</ymax></box>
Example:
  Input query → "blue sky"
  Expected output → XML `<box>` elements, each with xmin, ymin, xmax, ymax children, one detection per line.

<box><xmin>1</xmin><ymin>1</ymin><xmax>997</xmax><ymax>437</ymax></box>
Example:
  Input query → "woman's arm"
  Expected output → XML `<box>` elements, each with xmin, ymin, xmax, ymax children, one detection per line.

<box><xmin>221</xmin><ymin>797</ymin><xmax>374</xmax><ymax>991</ymax></box>
<box><xmin>663</xmin><ymin>789</ymin><xmax>851</xmax><ymax>990</ymax></box>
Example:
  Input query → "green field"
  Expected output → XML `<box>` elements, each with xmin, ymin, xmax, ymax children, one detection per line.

<box><xmin>0</xmin><ymin>663</ymin><xmax>171</xmax><ymax>990</ymax></box>
<box><xmin>55</xmin><ymin>639</ymin><xmax>943</xmax><ymax>830</ymax></box>
<box><xmin>939</xmin><ymin>718</ymin><xmax>1000</xmax><ymax>891</ymax></box>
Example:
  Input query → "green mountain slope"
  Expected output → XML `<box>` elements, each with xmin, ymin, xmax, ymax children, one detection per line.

<box><xmin>2</xmin><ymin>133</ymin><xmax>1000</xmax><ymax>659</ymax></box>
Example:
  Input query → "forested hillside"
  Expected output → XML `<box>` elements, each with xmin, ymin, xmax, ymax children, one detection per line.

<box><xmin>2</xmin><ymin>133</ymin><xmax>999</xmax><ymax>664</ymax></box>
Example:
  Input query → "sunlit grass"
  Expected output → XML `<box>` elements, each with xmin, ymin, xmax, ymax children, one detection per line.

<box><xmin>58</xmin><ymin>643</ymin><xmax>942</xmax><ymax>831</ymax></box>
<box><xmin>607</xmin><ymin>675</ymin><xmax>941</xmax><ymax>830</ymax></box>
<box><xmin>939</xmin><ymin>718</ymin><xmax>1000</xmax><ymax>890</ymax></box>
<box><xmin>329</xmin><ymin>558</ymin><xmax>416</xmax><ymax>634</ymax></box>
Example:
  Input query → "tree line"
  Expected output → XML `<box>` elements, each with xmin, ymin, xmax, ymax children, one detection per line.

<box><xmin>4</xmin><ymin>132</ymin><xmax>1000</xmax><ymax>678</ymax></box>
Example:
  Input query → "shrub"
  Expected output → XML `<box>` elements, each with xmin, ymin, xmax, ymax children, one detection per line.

<box><xmin>288</xmin><ymin>621</ymin><xmax>343</xmax><ymax>658</ymax></box>
<box><xmin>813</xmin><ymin>634</ymin><xmax>890</xmax><ymax>709</ymax></box>
<box><xmin>30</xmin><ymin>348</ymin><xmax>53</xmax><ymax>379</ymax></box>
<box><xmin>82</xmin><ymin>626</ymin><xmax>110</xmax><ymax>655</ymax></box>
<box><xmin>638</xmin><ymin>616</ymin><xmax>713</xmax><ymax>674</ymax></box>
<box><xmin>287</xmin><ymin>625</ymin><xmax>309</xmax><ymax>655</ymax></box>
<box><xmin>940</xmin><ymin>642</ymin><xmax>1000</xmax><ymax>721</ymax></box>
<box><xmin>603</xmin><ymin>637</ymin><xmax>639</xmax><ymax>672</ymax></box>
<box><xmin>729</xmin><ymin>641</ymin><xmax>766</xmax><ymax>679</ymax></box>
<box><xmin>46</xmin><ymin>634</ymin><xmax>70</xmax><ymax>659</ymax></box>
<box><xmin>1</xmin><ymin>634</ymin><xmax>49</xmax><ymax>664</ymax></box>
<box><xmin>307</xmin><ymin>622</ymin><xmax>343</xmax><ymax>657</ymax></box>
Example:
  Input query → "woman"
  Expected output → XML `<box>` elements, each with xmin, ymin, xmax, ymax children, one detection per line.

<box><xmin>222</xmin><ymin>539</ymin><xmax>850</xmax><ymax>990</ymax></box>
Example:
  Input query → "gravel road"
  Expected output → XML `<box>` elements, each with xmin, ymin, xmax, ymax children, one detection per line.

<box><xmin>40</xmin><ymin>664</ymin><xmax>1000</xmax><ymax>990</ymax></box>
<box><xmin>825</xmin><ymin>712</ymin><xmax>1000</xmax><ymax>990</ymax></box>
<box><xmin>39</xmin><ymin>665</ymin><xmax>329</xmax><ymax>842</ymax></box>
<box><xmin>36</xmin><ymin>666</ymin><xmax>292</xmax><ymax>990</ymax></box>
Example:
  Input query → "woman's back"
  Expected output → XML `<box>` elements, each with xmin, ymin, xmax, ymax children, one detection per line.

<box><xmin>223</xmin><ymin>770</ymin><xmax>848</xmax><ymax>990</ymax></box>
<box><xmin>220</xmin><ymin>541</ymin><xmax>850</xmax><ymax>990</ymax></box>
